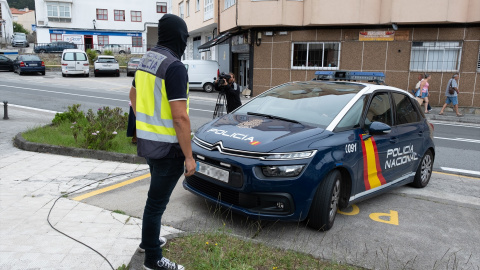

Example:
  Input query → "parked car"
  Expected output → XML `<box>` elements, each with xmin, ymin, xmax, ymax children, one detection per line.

<box><xmin>185</xmin><ymin>71</ymin><xmax>435</xmax><ymax>231</ymax></box>
<box><xmin>34</xmin><ymin>42</ymin><xmax>77</xmax><ymax>53</ymax></box>
<box><xmin>61</xmin><ymin>49</ymin><xmax>89</xmax><ymax>77</ymax></box>
<box><xmin>0</xmin><ymin>55</ymin><xmax>14</xmax><ymax>71</ymax></box>
<box><xmin>12</xmin><ymin>35</ymin><xmax>29</xmax><ymax>47</ymax></box>
<box><xmin>94</xmin><ymin>55</ymin><xmax>120</xmax><ymax>77</ymax></box>
<box><xmin>182</xmin><ymin>60</ymin><xmax>219</xmax><ymax>92</ymax></box>
<box><xmin>96</xmin><ymin>44</ymin><xmax>129</xmax><ymax>54</ymax></box>
<box><xmin>13</xmin><ymin>55</ymin><xmax>45</xmax><ymax>75</ymax></box>
<box><xmin>126</xmin><ymin>58</ymin><xmax>140</xmax><ymax>77</ymax></box>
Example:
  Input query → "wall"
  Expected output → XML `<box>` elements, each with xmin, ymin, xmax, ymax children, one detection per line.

<box><xmin>0</xmin><ymin>0</ymin><xmax>14</xmax><ymax>45</ymax></box>
<box><xmin>13</xmin><ymin>11</ymin><xmax>35</xmax><ymax>33</ymax></box>
<box><xmin>252</xmin><ymin>27</ymin><xmax>480</xmax><ymax>107</ymax></box>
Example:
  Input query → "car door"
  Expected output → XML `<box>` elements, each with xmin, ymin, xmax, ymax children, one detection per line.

<box><xmin>358</xmin><ymin>91</ymin><xmax>395</xmax><ymax>194</ymax></box>
<box><xmin>390</xmin><ymin>92</ymin><xmax>423</xmax><ymax>174</ymax></box>
<box><xmin>75</xmin><ymin>52</ymin><xmax>88</xmax><ymax>71</ymax></box>
<box><xmin>0</xmin><ymin>55</ymin><xmax>11</xmax><ymax>70</ymax></box>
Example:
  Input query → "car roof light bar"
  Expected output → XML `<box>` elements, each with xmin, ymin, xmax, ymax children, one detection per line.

<box><xmin>314</xmin><ymin>70</ymin><xmax>386</xmax><ymax>85</ymax></box>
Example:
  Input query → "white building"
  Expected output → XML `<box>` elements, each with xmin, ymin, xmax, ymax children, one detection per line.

<box><xmin>0</xmin><ymin>0</ymin><xmax>14</xmax><ymax>46</ymax></box>
<box><xmin>34</xmin><ymin>0</ymin><xmax>172</xmax><ymax>53</ymax></box>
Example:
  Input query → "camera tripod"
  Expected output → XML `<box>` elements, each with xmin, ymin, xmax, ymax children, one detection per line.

<box><xmin>213</xmin><ymin>91</ymin><xmax>227</xmax><ymax>119</ymax></box>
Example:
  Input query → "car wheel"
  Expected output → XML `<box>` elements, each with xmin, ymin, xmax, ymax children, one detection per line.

<box><xmin>18</xmin><ymin>70</ymin><xmax>23</xmax><ymax>75</ymax></box>
<box><xmin>307</xmin><ymin>170</ymin><xmax>342</xmax><ymax>231</ymax></box>
<box><xmin>39</xmin><ymin>49</ymin><xmax>46</xmax><ymax>53</ymax></box>
<box><xmin>85</xmin><ymin>73</ymin><xmax>89</xmax><ymax>77</ymax></box>
<box><xmin>410</xmin><ymin>149</ymin><xmax>433</xmax><ymax>188</ymax></box>
<box><xmin>41</xmin><ymin>71</ymin><xmax>45</xmax><ymax>75</ymax></box>
<box><xmin>203</xmin><ymin>83</ymin><xmax>214</xmax><ymax>93</ymax></box>
<box><xmin>119</xmin><ymin>50</ymin><xmax>126</xmax><ymax>54</ymax></box>
<box><xmin>62</xmin><ymin>73</ymin><xmax>66</xmax><ymax>77</ymax></box>
<box><xmin>116</xmin><ymin>72</ymin><xmax>120</xmax><ymax>77</ymax></box>
<box><xmin>94</xmin><ymin>72</ymin><xmax>98</xmax><ymax>77</ymax></box>
<box><xmin>96</xmin><ymin>50</ymin><xmax>101</xmax><ymax>54</ymax></box>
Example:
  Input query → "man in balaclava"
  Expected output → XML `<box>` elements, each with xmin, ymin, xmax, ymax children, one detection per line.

<box><xmin>129</xmin><ymin>14</ymin><xmax>195</xmax><ymax>270</ymax></box>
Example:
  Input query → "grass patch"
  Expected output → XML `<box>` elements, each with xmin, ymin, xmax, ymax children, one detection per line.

<box><xmin>163</xmin><ymin>232</ymin><xmax>361</xmax><ymax>270</ymax></box>
<box><xmin>113</xmin><ymin>210</ymin><xmax>126</xmax><ymax>215</ymax></box>
<box><xmin>22</xmin><ymin>121</ymin><xmax>137</xmax><ymax>155</ymax></box>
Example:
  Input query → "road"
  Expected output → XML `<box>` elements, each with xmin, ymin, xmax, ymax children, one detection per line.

<box><xmin>2</xmin><ymin>71</ymin><xmax>480</xmax><ymax>269</ymax></box>
<box><xmin>1</xmin><ymin>70</ymin><xmax>479</xmax><ymax>175</ymax></box>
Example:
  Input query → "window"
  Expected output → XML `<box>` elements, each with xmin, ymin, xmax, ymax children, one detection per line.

<box><xmin>157</xmin><ymin>2</ymin><xmax>167</xmax><ymax>13</ymax></box>
<box><xmin>114</xmin><ymin>10</ymin><xmax>125</xmax><ymax>21</ymax></box>
<box><xmin>179</xmin><ymin>2</ymin><xmax>184</xmax><ymax>19</ymax></box>
<box><xmin>392</xmin><ymin>93</ymin><xmax>419</xmax><ymax>125</ymax></box>
<box><xmin>196</xmin><ymin>0</ymin><xmax>200</xmax><ymax>11</ymax></box>
<box><xmin>47</xmin><ymin>2</ymin><xmax>71</xmax><ymax>22</ymax></box>
<box><xmin>96</xmin><ymin>9</ymin><xmax>108</xmax><ymax>20</ymax></box>
<box><xmin>335</xmin><ymin>95</ymin><xmax>368</xmax><ymax>132</ymax></box>
<box><xmin>410</xmin><ymin>42</ymin><xmax>462</xmax><ymax>72</ymax></box>
<box><xmin>225</xmin><ymin>0</ymin><xmax>235</xmax><ymax>9</ymax></box>
<box><xmin>132</xmin><ymin>36</ymin><xmax>142</xmax><ymax>47</ymax></box>
<box><xmin>291</xmin><ymin>42</ymin><xmax>340</xmax><ymax>70</ymax></box>
<box><xmin>186</xmin><ymin>0</ymin><xmax>190</xmax><ymax>17</ymax></box>
<box><xmin>131</xmin><ymin>11</ymin><xmax>142</xmax><ymax>22</ymax></box>
<box><xmin>50</xmin><ymin>34</ymin><xmax>62</xmax><ymax>42</ymax></box>
<box><xmin>365</xmin><ymin>93</ymin><xmax>392</xmax><ymax>127</ymax></box>
<box><xmin>75</xmin><ymin>52</ymin><xmax>87</xmax><ymax>61</ymax></box>
<box><xmin>204</xmin><ymin>0</ymin><xmax>214</xmax><ymax>21</ymax></box>
<box><xmin>98</xmin><ymin>36</ymin><xmax>109</xmax><ymax>46</ymax></box>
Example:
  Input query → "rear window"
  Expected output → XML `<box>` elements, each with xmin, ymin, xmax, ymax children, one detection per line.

<box><xmin>63</xmin><ymin>53</ymin><xmax>75</xmax><ymax>61</ymax></box>
<box><xmin>75</xmin><ymin>53</ymin><xmax>87</xmax><ymax>61</ymax></box>
<box><xmin>20</xmin><ymin>55</ymin><xmax>41</xmax><ymax>61</ymax></box>
<box><xmin>97</xmin><ymin>58</ymin><xmax>115</xmax><ymax>63</ymax></box>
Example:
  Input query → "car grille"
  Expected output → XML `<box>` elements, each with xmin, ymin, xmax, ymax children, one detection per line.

<box><xmin>185</xmin><ymin>175</ymin><xmax>260</xmax><ymax>208</ymax></box>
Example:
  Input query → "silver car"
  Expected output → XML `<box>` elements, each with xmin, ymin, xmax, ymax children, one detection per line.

<box><xmin>12</xmin><ymin>35</ymin><xmax>29</xmax><ymax>47</ymax></box>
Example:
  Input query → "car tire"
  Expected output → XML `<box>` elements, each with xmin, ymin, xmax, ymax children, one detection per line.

<box><xmin>39</xmin><ymin>49</ymin><xmax>46</xmax><ymax>53</ymax></box>
<box><xmin>116</xmin><ymin>72</ymin><xmax>120</xmax><ymax>77</ymax></box>
<box><xmin>62</xmin><ymin>73</ymin><xmax>66</xmax><ymax>77</ymax></box>
<box><xmin>203</xmin><ymin>83</ymin><xmax>214</xmax><ymax>93</ymax></box>
<box><xmin>307</xmin><ymin>170</ymin><xmax>342</xmax><ymax>231</ymax></box>
<box><xmin>41</xmin><ymin>71</ymin><xmax>45</xmax><ymax>75</ymax></box>
<box><xmin>85</xmin><ymin>73</ymin><xmax>89</xmax><ymax>77</ymax></box>
<box><xmin>410</xmin><ymin>149</ymin><xmax>433</xmax><ymax>188</ymax></box>
<box><xmin>94</xmin><ymin>72</ymin><xmax>98</xmax><ymax>77</ymax></box>
<box><xmin>119</xmin><ymin>50</ymin><xmax>126</xmax><ymax>54</ymax></box>
<box><xmin>96</xmin><ymin>50</ymin><xmax>101</xmax><ymax>54</ymax></box>
<box><xmin>18</xmin><ymin>70</ymin><xmax>23</xmax><ymax>75</ymax></box>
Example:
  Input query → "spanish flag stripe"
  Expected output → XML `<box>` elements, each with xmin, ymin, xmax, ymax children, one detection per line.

<box><xmin>364</xmin><ymin>138</ymin><xmax>383</xmax><ymax>189</ymax></box>
<box><xmin>360</xmin><ymin>135</ymin><xmax>371</xmax><ymax>190</ymax></box>
<box><xmin>371</xmin><ymin>138</ymin><xmax>387</xmax><ymax>185</ymax></box>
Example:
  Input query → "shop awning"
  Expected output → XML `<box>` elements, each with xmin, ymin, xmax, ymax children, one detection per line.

<box><xmin>198</xmin><ymin>32</ymin><xmax>231</xmax><ymax>52</ymax></box>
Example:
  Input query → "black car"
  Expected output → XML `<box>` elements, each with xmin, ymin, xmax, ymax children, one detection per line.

<box><xmin>0</xmin><ymin>55</ymin><xmax>14</xmax><ymax>71</ymax></box>
<box><xmin>34</xmin><ymin>42</ymin><xmax>77</xmax><ymax>53</ymax></box>
<box><xmin>13</xmin><ymin>55</ymin><xmax>46</xmax><ymax>75</ymax></box>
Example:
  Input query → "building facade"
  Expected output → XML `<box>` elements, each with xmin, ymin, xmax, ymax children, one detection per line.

<box><xmin>11</xmin><ymin>8</ymin><xmax>35</xmax><ymax>33</ymax></box>
<box><xmin>0</xmin><ymin>0</ymin><xmax>14</xmax><ymax>46</ymax></box>
<box><xmin>177</xmin><ymin>0</ymin><xmax>480</xmax><ymax>107</ymax></box>
<box><xmin>34</xmin><ymin>0</ymin><xmax>172</xmax><ymax>53</ymax></box>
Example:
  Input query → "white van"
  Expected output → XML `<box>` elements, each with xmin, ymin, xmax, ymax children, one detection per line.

<box><xmin>61</xmin><ymin>49</ymin><xmax>90</xmax><ymax>77</ymax></box>
<box><xmin>182</xmin><ymin>60</ymin><xmax>219</xmax><ymax>92</ymax></box>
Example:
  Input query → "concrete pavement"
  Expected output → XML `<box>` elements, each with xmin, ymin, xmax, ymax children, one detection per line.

<box><xmin>0</xmin><ymin>106</ymin><xmax>181</xmax><ymax>270</ymax></box>
<box><xmin>0</xmin><ymin>103</ymin><xmax>479</xmax><ymax>270</ymax></box>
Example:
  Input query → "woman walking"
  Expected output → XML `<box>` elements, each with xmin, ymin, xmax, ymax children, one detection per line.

<box><xmin>417</xmin><ymin>74</ymin><xmax>431</xmax><ymax>113</ymax></box>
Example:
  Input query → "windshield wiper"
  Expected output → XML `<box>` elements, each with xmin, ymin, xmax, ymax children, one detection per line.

<box><xmin>247</xmin><ymin>112</ymin><xmax>303</xmax><ymax>125</ymax></box>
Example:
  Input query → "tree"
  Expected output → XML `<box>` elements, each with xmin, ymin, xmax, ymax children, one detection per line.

<box><xmin>13</xmin><ymin>22</ymin><xmax>29</xmax><ymax>34</ymax></box>
<box><xmin>7</xmin><ymin>0</ymin><xmax>35</xmax><ymax>10</ymax></box>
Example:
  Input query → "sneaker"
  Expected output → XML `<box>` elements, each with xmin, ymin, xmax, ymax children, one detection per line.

<box><xmin>138</xmin><ymin>236</ymin><xmax>167</xmax><ymax>253</ymax></box>
<box><xmin>143</xmin><ymin>257</ymin><xmax>184</xmax><ymax>270</ymax></box>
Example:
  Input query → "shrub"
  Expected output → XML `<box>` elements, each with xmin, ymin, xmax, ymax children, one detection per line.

<box><xmin>52</xmin><ymin>104</ymin><xmax>85</xmax><ymax>126</ymax></box>
<box><xmin>86</xmin><ymin>49</ymin><xmax>97</xmax><ymax>65</ymax></box>
<box><xmin>103</xmin><ymin>50</ymin><xmax>114</xmax><ymax>56</ymax></box>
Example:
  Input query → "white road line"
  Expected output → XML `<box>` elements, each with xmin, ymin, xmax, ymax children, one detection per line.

<box><xmin>434</xmin><ymin>136</ymin><xmax>480</xmax><ymax>144</ymax></box>
<box><xmin>9</xmin><ymin>104</ymin><xmax>59</xmax><ymax>114</ymax></box>
<box><xmin>441</xmin><ymin>167</ymin><xmax>480</xmax><ymax>176</ymax></box>
<box><xmin>429</xmin><ymin>120</ymin><xmax>480</xmax><ymax>129</ymax></box>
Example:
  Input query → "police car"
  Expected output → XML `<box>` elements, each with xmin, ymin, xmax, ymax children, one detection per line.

<box><xmin>184</xmin><ymin>71</ymin><xmax>435</xmax><ymax>231</ymax></box>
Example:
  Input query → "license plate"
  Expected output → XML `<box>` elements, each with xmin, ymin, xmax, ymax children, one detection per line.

<box><xmin>68</xmin><ymin>66</ymin><xmax>75</xmax><ymax>70</ymax></box>
<box><xmin>29</xmin><ymin>64</ymin><xmax>37</xmax><ymax>66</ymax></box>
<box><xmin>196</xmin><ymin>161</ymin><xmax>229</xmax><ymax>183</ymax></box>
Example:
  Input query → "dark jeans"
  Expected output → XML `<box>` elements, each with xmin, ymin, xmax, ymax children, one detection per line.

<box><xmin>142</xmin><ymin>157</ymin><xmax>184</xmax><ymax>264</ymax></box>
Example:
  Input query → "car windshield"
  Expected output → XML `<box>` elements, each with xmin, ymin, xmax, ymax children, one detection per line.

<box><xmin>14</xmin><ymin>36</ymin><xmax>27</xmax><ymax>40</ymax></box>
<box><xmin>97</xmin><ymin>58</ymin><xmax>115</xmax><ymax>63</ymax></box>
<box><xmin>20</xmin><ymin>55</ymin><xmax>41</xmax><ymax>61</ymax></box>
<box><xmin>235</xmin><ymin>82</ymin><xmax>365</xmax><ymax>128</ymax></box>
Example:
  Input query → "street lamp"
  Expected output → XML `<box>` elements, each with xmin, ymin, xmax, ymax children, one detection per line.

<box><xmin>92</xmin><ymin>19</ymin><xmax>96</xmax><ymax>30</ymax></box>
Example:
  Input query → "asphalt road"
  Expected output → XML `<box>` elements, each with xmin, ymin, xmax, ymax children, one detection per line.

<box><xmin>2</xmin><ymin>70</ymin><xmax>480</xmax><ymax>269</ymax></box>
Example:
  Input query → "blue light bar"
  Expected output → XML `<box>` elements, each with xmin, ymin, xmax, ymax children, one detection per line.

<box><xmin>313</xmin><ymin>70</ymin><xmax>386</xmax><ymax>83</ymax></box>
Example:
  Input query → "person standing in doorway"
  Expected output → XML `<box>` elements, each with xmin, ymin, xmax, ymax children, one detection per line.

<box><xmin>439</xmin><ymin>73</ymin><xmax>463</xmax><ymax>117</ymax></box>
<box><xmin>129</xmin><ymin>14</ymin><xmax>195</xmax><ymax>270</ymax></box>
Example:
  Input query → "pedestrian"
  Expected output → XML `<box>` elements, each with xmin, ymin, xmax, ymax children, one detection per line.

<box><xmin>416</xmin><ymin>74</ymin><xmax>431</xmax><ymax>114</ymax></box>
<box><xmin>439</xmin><ymin>73</ymin><xmax>463</xmax><ymax>117</ymax></box>
<box><xmin>225</xmin><ymin>72</ymin><xmax>242</xmax><ymax>113</ymax></box>
<box><xmin>413</xmin><ymin>74</ymin><xmax>432</xmax><ymax>112</ymax></box>
<box><xmin>129</xmin><ymin>14</ymin><xmax>195</xmax><ymax>270</ymax></box>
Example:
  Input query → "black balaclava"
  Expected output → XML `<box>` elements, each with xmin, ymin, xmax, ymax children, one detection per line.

<box><xmin>157</xmin><ymin>14</ymin><xmax>188</xmax><ymax>59</ymax></box>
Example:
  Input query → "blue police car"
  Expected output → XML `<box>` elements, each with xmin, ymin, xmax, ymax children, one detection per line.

<box><xmin>184</xmin><ymin>71</ymin><xmax>435</xmax><ymax>231</ymax></box>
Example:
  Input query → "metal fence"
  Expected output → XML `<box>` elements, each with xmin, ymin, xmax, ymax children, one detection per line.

<box><xmin>32</xmin><ymin>43</ymin><xmax>156</xmax><ymax>54</ymax></box>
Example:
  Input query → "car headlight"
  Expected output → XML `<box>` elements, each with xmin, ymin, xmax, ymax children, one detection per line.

<box><xmin>261</xmin><ymin>165</ymin><xmax>305</xmax><ymax>177</ymax></box>
<box><xmin>262</xmin><ymin>150</ymin><xmax>317</xmax><ymax>160</ymax></box>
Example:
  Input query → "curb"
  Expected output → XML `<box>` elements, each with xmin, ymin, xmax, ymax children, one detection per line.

<box><xmin>425</xmin><ymin>114</ymin><xmax>480</xmax><ymax>124</ymax></box>
<box><xmin>14</xmin><ymin>132</ymin><xmax>146</xmax><ymax>164</ymax></box>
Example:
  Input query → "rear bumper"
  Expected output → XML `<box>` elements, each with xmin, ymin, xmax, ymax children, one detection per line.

<box><xmin>62</xmin><ymin>68</ymin><xmax>89</xmax><ymax>74</ymax></box>
<box><xmin>95</xmin><ymin>69</ymin><xmax>119</xmax><ymax>74</ymax></box>
<box><xmin>19</xmin><ymin>67</ymin><xmax>45</xmax><ymax>72</ymax></box>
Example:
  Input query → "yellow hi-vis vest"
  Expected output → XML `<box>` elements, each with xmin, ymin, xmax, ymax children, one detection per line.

<box><xmin>134</xmin><ymin>47</ymin><xmax>189</xmax><ymax>158</ymax></box>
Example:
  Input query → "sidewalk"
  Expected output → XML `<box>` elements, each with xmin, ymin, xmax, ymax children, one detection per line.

<box><xmin>0</xmin><ymin>106</ymin><xmax>181</xmax><ymax>270</ymax></box>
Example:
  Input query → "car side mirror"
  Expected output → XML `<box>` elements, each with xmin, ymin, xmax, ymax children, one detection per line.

<box><xmin>368</xmin><ymin>121</ymin><xmax>391</xmax><ymax>135</ymax></box>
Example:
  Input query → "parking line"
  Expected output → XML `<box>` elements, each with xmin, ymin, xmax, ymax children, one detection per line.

<box><xmin>433</xmin><ymin>171</ymin><xmax>480</xmax><ymax>180</ymax></box>
<box><xmin>72</xmin><ymin>173</ymin><xmax>150</xmax><ymax>201</ymax></box>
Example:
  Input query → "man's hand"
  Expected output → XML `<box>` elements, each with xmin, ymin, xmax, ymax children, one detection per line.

<box><xmin>184</xmin><ymin>157</ymin><xmax>196</xmax><ymax>177</ymax></box>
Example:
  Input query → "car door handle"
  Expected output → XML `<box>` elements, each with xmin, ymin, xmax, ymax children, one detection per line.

<box><xmin>390</xmin><ymin>137</ymin><xmax>399</xmax><ymax>144</ymax></box>
<box><xmin>418</xmin><ymin>131</ymin><xmax>424</xmax><ymax>136</ymax></box>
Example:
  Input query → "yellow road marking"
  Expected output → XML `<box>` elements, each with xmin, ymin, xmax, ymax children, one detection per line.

<box><xmin>432</xmin><ymin>171</ymin><xmax>480</xmax><ymax>180</ymax></box>
<box><xmin>72</xmin><ymin>173</ymin><xmax>150</xmax><ymax>201</ymax></box>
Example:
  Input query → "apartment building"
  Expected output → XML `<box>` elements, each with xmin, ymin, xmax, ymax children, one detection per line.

<box><xmin>11</xmin><ymin>7</ymin><xmax>35</xmax><ymax>33</ymax></box>
<box><xmin>0</xmin><ymin>0</ymin><xmax>14</xmax><ymax>46</ymax></box>
<box><xmin>174</xmin><ymin>0</ymin><xmax>480</xmax><ymax>107</ymax></box>
<box><xmin>34</xmin><ymin>0</ymin><xmax>172</xmax><ymax>53</ymax></box>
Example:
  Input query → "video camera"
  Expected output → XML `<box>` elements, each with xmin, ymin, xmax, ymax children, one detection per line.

<box><xmin>214</xmin><ymin>72</ymin><xmax>232</xmax><ymax>88</ymax></box>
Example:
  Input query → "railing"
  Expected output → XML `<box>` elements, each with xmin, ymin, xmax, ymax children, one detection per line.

<box><xmin>32</xmin><ymin>43</ymin><xmax>157</xmax><ymax>54</ymax></box>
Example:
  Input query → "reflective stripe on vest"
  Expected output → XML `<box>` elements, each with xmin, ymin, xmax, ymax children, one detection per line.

<box><xmin>135</xmin><ymin>49</ymin><xmax>189</xmax><ymax>145</ymax></box>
